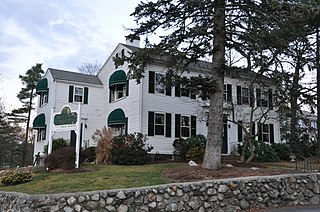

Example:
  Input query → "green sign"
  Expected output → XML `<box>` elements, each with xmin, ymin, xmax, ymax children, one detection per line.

<box><xmin>54</xmin><ymin>106</ymin><xmax>77</xmax><ymax>125</ymax></box>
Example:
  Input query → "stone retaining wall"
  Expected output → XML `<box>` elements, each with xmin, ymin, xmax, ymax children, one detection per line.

<box><xmin>1</xmin><ymin>173</ymin><xmax>320</xmax><ymax>212</ymax></box>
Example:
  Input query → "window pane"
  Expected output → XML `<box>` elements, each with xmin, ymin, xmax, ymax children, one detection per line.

<box><xmin>181</xmin><ymin>116</ymin><xmax>190</xmax><ymax>127</ymax></box>
<box><xmin>155</xmin><ymin>125</ymin><xmax>164</xmax><ymax>135</ymax></box>
<box><xmin>155</xmin><ymin>114</ymin><xmax>164</xmax><ymax>124</ymax></box>
<box><xmin>181</xmin><ymin>127</ymin><xmax>190</xmax><ymax>137</ymax></box>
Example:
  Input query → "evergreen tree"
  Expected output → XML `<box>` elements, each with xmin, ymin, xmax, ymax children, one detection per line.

<box><xmin>10</xmin><ymin>63</ymin><xmax>44</xmax><ymax>165</ymax></box>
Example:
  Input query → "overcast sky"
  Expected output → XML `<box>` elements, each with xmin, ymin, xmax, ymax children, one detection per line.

<box><xmin>0</xmin><ymin>0</ymin><xmax>141</xmax><ymax>112</ymax></box>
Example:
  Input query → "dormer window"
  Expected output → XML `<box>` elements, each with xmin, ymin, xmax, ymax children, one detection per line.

<box><xmin>109</xmin><ymin>70</ymin><xmax>129</xmax><ymax>103</ymax></box>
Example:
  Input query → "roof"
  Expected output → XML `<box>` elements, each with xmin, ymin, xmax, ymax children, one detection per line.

<box><xmin>121</xmin><ymin>44</ymin><xmax>272</xmax><ymax>83</ymax></box>
<box><xmin>49</xmin><ymin>68</ymin><xmax>103</xmax><ymax>85</ymax></box>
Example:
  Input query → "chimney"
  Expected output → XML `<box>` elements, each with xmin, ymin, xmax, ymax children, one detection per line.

<box><xmin>125</xmin><ymin>35</ymin><xmax>140</xmax><ymax>47</ymax></box>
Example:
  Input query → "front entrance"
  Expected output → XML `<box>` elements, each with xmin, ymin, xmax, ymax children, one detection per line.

<box><xmin>222</xmin><ymin>115</ymin><xmax>228</xmax><ymax>154</ymax></box>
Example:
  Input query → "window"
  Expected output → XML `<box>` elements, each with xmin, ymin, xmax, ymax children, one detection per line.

<box><xmin>111</xmin><ymin>124</ymin><xmax>125</xmax><ymax>136</ymax></box>
<box><xmin>258</xmin><ymin>123</ymin><xmax>274</xmax><ymax>143</ymax></box>
<box><xmin>155</xmin><ymin>73</ymin><xmax>165</xmax><ymax>94</ymax></box>
<box><xmin>224</xmin><ymin>84</ymin><xmax>232</xmax><ymax>102</ymax></box>
<box><xmin>175</xmin><ymin>114</ymin><xmax>196</xmax><ymax>138</ymax></box>
<box><xmin>257</xmin><ymin>89</ymin><xmax>273</xmax><ymax>109</ymax></box>
<box><xmin>74</xmin><ymin>87</ymin><xmax>84</xmax><ymax>102</ymax></box>
<box><xmin>110</xmin><ymin>84</ymin><xmax>127</xmax><ymax>102</ymax></box>
<box><xmin>181</xmin><ymin>116</ymin><xmax>190</xmax><ymax>137</ymax></box>
<box><xmin>155</xmin><ymin>113</ymin><xmax>165</xmax><ymax>135</ymax></box>
<box><xmin>39</xmin><ymin>92</ymin><xmax>48</xmax><ymax>107</ymax></box>
<box><xmin>148</xmin><ymin>112</ymin><xmax>171</xmax><ymax>137</ymax></box>
<box><xmin>69</xmin><ymin>86</ymin><xmax>88</xmax><ymax>104</ymax></box>
<box><xmin>149</xmin><ymin>71</ymin><xmax>172</xmax><ymax>96</ymax></box>
<box><xmin>237</xmin><ymin>86</ymin><xmax>253</xmax><ymax>106</ymax></box>
<box><xmin>37</xmin><ymin>128</ymin><xmax>46</xmax><ymax>142</ymax></box>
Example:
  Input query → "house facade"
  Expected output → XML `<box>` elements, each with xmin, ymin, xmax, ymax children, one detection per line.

<box><xmin>33</xmin><ymin>39</ymin><xmax>281</xmax><ymax>162</ymax></box>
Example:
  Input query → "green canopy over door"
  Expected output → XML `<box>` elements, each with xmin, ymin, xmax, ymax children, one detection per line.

<box><xmin>107</xmin><ymin>108</ymin><xmax>126</xmax><ymax>125</ymax></box>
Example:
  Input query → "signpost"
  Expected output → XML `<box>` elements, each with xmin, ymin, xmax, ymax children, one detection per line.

<box><xmin>49</xmin><ymin>104</ymin><xmax>81</xmax><ymax>168</ymax></box>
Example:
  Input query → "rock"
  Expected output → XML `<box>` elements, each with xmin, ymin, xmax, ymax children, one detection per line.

<box><xmin>218</xmin><ymin>185</ymin><xmax>229</xmax><ymax>193</ymax></box>
<box><xmin>67</xmin><ymin>196</ymin><xmax>77</xmax><ymax>206</ymax></box>
<box><xmin>188</xmin><ymin>160</ymin><xmax>198</xmax><ymax>166</ymax></box>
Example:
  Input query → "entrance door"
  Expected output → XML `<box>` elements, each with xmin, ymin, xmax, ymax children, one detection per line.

<box><xmin>222</xmin><ymin>115</ymin><xmax>228</xmax><ymax>154</ymax></box>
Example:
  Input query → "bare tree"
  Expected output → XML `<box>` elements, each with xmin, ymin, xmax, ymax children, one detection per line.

<box><xmin>77</xmin><ymin>62</ymin><xmax>101</xmax><ymax>75</ymax></box>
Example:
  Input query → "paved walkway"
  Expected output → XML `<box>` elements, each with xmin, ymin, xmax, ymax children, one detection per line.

<box><xmin>258</xmin><ymin>205</ymin><xmax>320</xmax><ymax>212</ymax></box>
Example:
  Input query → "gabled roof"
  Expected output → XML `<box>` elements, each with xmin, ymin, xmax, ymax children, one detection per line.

<box><xmin>49</xmin><ymin>68</ymin><xmax>103</xmax><ymax>85</ymax></box>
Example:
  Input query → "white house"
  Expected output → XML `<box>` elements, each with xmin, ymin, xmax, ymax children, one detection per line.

<box><xmin>33</xmin><ymin>38</ymin><xmax>281</xmax><ymax>162</ymax></box>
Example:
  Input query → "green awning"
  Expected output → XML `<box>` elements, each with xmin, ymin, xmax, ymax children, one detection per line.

<box><xmin>36</xmin><ymin>78</ymin><xmax>48</xmax><ymax>94</ymax></box>
<box><xmin>33</xmin><ymin>113</ymin><xmax>46</xmax><ymax>129</ymax></box>
<box><xmin>107</xmin><ymin>108</ymin><xmax>126</xmax><ymax>125</ymax></box>
<box><xmin>109</xmin><ymin>70</ymin><xmax>127</xmax><ymax>87</ymax></box>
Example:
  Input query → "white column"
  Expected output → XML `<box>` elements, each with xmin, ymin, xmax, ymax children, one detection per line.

<box><xmin>48</xmin><ymin>106</ymin><xmax>55</xmax><ymax>154</ymax></box>
<box><xmin>75</xmin><ymin>103</ymin><xmax>81</xmax><ymax>168</ymax></box>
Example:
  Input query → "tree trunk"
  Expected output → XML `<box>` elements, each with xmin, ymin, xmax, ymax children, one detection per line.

<box><xmin>316</xmin><ymin>29</ymin><xmax>320</xmax><ymax>147</ymax></box>
<box><xmin>202</xmin><ymin>0</ymin><xmax>226</xmax><ymax>170</ymax></box>
<box><xmin>22</xmin><ymin>89</ymin><xmax>34</xmax><ymax>166</ymax></box>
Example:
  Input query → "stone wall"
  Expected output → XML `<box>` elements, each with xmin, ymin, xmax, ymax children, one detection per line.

<box><xmin>1</xmin><ymin>173</ymin><xmax>320</xmax><ymax>212</ymax></box>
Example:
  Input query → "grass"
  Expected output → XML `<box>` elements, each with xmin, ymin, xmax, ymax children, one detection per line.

<box><xmin>0</xmin><ymin>163</ymin><xmax>181</xmax><ymax>195</ymax></box>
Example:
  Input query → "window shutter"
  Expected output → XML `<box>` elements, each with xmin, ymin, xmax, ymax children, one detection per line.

<box><xmin>165</xmin><ymin>113</ymin><xmax>172</xmax><ymax>137</ymax></box>
<box><xmin>148</xmin><ymin>111</ymin><xmax>155</xmax><ymax>136</ymax></box>
<box><xmin>256</xmin><ymin>89</ymin><xmax>261</xmax><ymax>107</ymax></box>
<box><xmin>69</xmin><ymin>86</ymin><xmax>74</xmax><ymax>103</ymax></box>
<box><xmin>191</xmin><ymin>116</ymin><xmax>196</xmax><ymax>137</ymax></box>
<box><xmin>165</xmin><ymin>73</ymin><xmax>172</xmax><ymax>96</ymax></box>
<box><xmin>109</xmin><ymin>90</ymin><xmax>111</xmax><ymax>103</ymax></box>
<box><xmin>269</xmin><ymin>124</ymin><xmax>274</xmax><ymax>143</ymax></box>
<box><xmin>249</xmin><ymin>87</ymin><xmax>254</xmax><ymax>107</ymax></box>
<box><xmin>84</xmin><ymin>87</ymin><xmax>89</xmax><ymax>104</ymax></box>
<box><xmin>175</xmin><ymin>78</ymin><xmax>181</xmax><ymax>97</ymax></box>
<box><xmin>227</xmin><ymin>84</ymin><xmax>232</xmax><ymax>102</ymax></box>
<box><xmin>268</xmin><ymin>89</ymin><xmax>273</xmax><ymax>110</ymax></box>
<box><xmin>175</xmin><ymin>114</ymin><xmax>181</xmax><ymax>138</ymax></box>
<box><xmin>126</xmin><ymin>80</ymin><xmax>129</xmax><ymax>96</ymax></box>
<box><xmin>238</xmin><ymin>121</ymin><xmax>243</xmax><ymax>142</ymax></box>
<box><xmin>148</xmin><ymin>71</ymin><xmax>155</xmax><ymax>94</ymax></box>
<box><xmin>258</xmin><ymin>123</ymin><xmax>262</xmax><ymax>141</ymax></box>
<box><xmin>236</xmin><ymin>86</ymin><xmax>241</xmax><ymax>105</ymax></box>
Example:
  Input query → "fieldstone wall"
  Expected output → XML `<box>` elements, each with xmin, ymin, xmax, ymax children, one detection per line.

<box><xmin>1</xmin><ymin>173</ymin><xmax>320</xmax><ymax>212</ymax></box>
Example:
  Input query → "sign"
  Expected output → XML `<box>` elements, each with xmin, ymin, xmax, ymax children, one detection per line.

<box><xmin>53</xmin><ymin>106</ymin><xmax>77</xmax><ymax>130</ymax></box>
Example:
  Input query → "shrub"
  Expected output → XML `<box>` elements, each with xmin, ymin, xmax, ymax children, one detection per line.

<box><xmin>111</xmin><ymin>133</ymin><xmax>153</xmax><ymax>165</ymax></box>
<box><xmin>254</xmin><ymin>141</ymin><xmax>280</xmax><ymax>162</ymax></box>
<box><xmin>1</xmin><ymin>170</ymin><xmax>33</xmax><ymax>186</ymax></box>
<box><xmin>43</xmin><ymin>138</ymin><xmax>68</xmax><ymax>154</ymax></box>
<box><xmin>44</xmin><ymin>147</ymin><xmax>76</xmax><ymax>170</ymax></box>
<box><xmin>173</xmin><ymin>135</ymin><xmax>206</xmax><ymax>161</ymax></box>
<box><xmin>186</xmin><ymin>147</ymin><xmax>205</xmax><ymax>163</ymax></box>
<box><xmin>92</xmin><ymin>127</ymin><xmax>113</xmax><ymax>164</ymax></box>
<box><xmin>80</xmin><ymin>147</ymin><xmax>96</xmax><ymax>164</ymax></box>
<box><xmin>271</xmin><ymin>143</ymin><xmax>291</xmax><ymax>161</ymax></box>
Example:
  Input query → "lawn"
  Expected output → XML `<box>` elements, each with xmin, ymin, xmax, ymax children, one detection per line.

<box><xmin>0</xmin><ymin>163</ymin><xmax>182</xmax><ymax>195</ymax></box>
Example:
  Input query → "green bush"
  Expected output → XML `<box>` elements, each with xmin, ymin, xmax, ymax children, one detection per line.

<box><xmin>255</xmin><ymin>141</ymin><xmax>280</xmax><ymax>162</ymax></box>
<box><xmin>111</xmin><ymin>133</ymin><xmax>153</xmax><ymax>165</ymax></box>
<box><xmin>186</xmin><ymin>147</ymin><xmax>205</xmax><ymax>163</ymax></box>
<box><xmin>80</xmin><ymin>147</ymin><xmax>96</xmax><ymax>164</ymax></box>
<box><xmin>44</xmin><ymin>147</ymin><xmax>76</xmax><ymax>170</ymax></box>
<box><xmin>43</xmin><ymin>138</ymin><xmax>68</xmax><ymax>154</ymax></box>
<box><xmin>173</xmin><ymin>135</ymin><xmax>206</xmax><ymax>161</ymax></box>
<box><xmin>1</xmin><ymin>170</ymin><xmax>33</xmax><ymax>186</ymax></box>
<box><xmin>271</xmin><ymin>143</ymin><xmax>291</xmax><ymax>161</ymax></box>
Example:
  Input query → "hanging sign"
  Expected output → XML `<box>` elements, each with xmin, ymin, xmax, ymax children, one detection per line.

<box><xmin>54</xmin><ymin>106</ymin><xmax>77</xmax><ymax>131</ymax></box>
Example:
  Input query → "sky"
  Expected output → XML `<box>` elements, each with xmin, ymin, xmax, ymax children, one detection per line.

<box><xmin>0</xmin><ymin>0</ymin><xmax>141</xmax><ymax>112</ymax></box>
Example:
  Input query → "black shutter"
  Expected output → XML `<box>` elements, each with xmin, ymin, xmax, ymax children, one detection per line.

<box><xmin>191</xmin><ymin>116</ymin><xmax>196</xmax><ymax>137</ymax></box>
<box><xmin>84</xmin><ymin>87</ymin><xmax>89</xmax><ymax>104</ymax></box>
<box><xmin>175</xmin><ymin>114</ymin><xmax>181</xmax><ymax>138</ymax></box>
<box><xmin>268</xmin><ymin>89</ymin><xmax>273</xmax><ymax>110</ymax></box>
<box><xmin>227</xmin><ymin>84</ymin><xmax>232</xmax><ymax>102</ymax></box>
<box><xmin>256</xmin><ymin>89</ymin><xmax>261</xmax><ymax>107</ymax></box>
<box><xmin>69</xmin><ymin>85</ymin><xmax>74</xmax><ymax>103</ymax></box>
<box><xmin>148</xmin><ymin>71</ymin><xmax>155</xmax><ymax>94</ymax></box>
<box><xmin>258</xmin><ymin>123</ymin><xmax>262</xmax><ymax>141</ymax></box>
<box><xmin>238</xmin><ymin>121</ymin><xmax>243</xmax><ymax>142</ymax></box>
<box><xmin>126</xmin><ymin>80</ymin><xmax>129</xmax><ymax>96</ymax></box>
<box><xmin>148</xmin><ymin>111</ymin><xmax>155</xmax><ymax>136</ymax></box>
<box><xmin>125</xmin><ymin>118</ymin><xmax>128</xmax><ymax>135</ymax></box>
<box><xmin>109</xmin><ymin>90</ymin><xmax>112</xmax><ymax>103</ymax></box>
<box><xmin>165</xmin><ymin>113</ymin><xmax>172</xmax><ymax>137</ymax></box>
<box><xmin>249</xmin><ymin>87</ymin><xmax>254</xmax><ymax>107</ymax></box>
<box><xmin>175</xmin><ymin>78</ymin><xmax>181</xmax><ymax>97</ymax></box>
<box><xmin>251</xmin><ymin>122</ymin><xmax>255</xmax><ymax>137</ymax></box>
<box><xmin>237</xmin><ymin>86</ymin><xmax>241</xmax><ymax>105</ymax></box>
<box><xmin>165</xmin><ymin>73</ymin><xmax>172</xmax><ymax>96</ymax></box>
<box><xmin>269</xmin><ymin>124</ymin><xmax>274</xmax><ymax>143</ymax></box>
